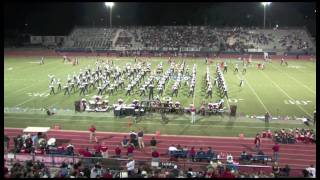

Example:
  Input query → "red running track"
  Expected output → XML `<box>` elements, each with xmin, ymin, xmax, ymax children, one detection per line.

<box><xmin>4</xmin><ymin>128</ymin><xmax>315</xmax><ymax>176</ymax></box>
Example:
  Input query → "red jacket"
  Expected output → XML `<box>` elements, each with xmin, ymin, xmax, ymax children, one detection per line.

<box><xmin>89</xmin><ymin>127</ymin><xmax>96</xmax><ymax>133</ymax></box>
<box><xmin>152</xmin><ymin>151</ymin><xmax>160</xmax><ymax>158</ymax></box>
<box><xmin>94</xmin><ymin>144</ymin><xmax>102</xmax><ymax>153</ymax></box>
<box><xmin>115</xmin><ymin>147</ymin><xmax>121</xmax><ymax>155</ymax></box>
<box><xmin>127</xmin><ymin>146</ymin><xmax>134</xmax><ymax>154</ymax></box>
<box><xmin>102</xmin><ymin>172</ymin><xmax>113</xmax><ymax>178</ymax></box>
<box><xmin>189</xmin><ymin>148</ymin><xmax>196</xmax><ymax>156</ymax></box>
<box><xmin>221</xmin><ymin>171</ymin><xmax>235</xmax><ymax>178</ymax></box>
<box><xmin>101</xmin><ymin>146</ymin><xmax>108</xmax><ymax>152</ymax></box>
<box><xmin>82</xmin><ymin>150</ymin><xmax>92</xmax><ymax>157</ymax></box>
<box><xmin>272</xmin><ymin>144</ymin><xmax>280</xmax><ymax>152</ymax></box>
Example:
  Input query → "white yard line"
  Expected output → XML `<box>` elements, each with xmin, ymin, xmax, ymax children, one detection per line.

<box><xmin>14</xmin><ymin>90</ymin><xmax>49</xmax><ymax>107</ymax></box>
<box><xmin>192</xmin><ymin>64</ymin><xmax>197</xmax><ymax>105</ymax></box>
<box><xmin>237</xmin><ymin>74</ymin><xmax>270</xmax><ymax>113</ymax></box>
<box><xmin>270</xmin><ymin>63</ymin><xmax>316</xmax><ymax>95</ymax></box>
<box><xmin>6</xmin><ymin>85</ymin><xmax>35</xmax><ymax>95</ymax></box>
<box><xmin>260</xmin><ymin>71</ymin><xmax>312</xmax><ymax>117</ymax></box>
<box><xmin>4</xmin><ymin>116</ymin><xmax>297</xmax><ymax>129</ymax></box>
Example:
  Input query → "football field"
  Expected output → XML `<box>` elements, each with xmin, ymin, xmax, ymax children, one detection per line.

<box><xmin>4</xmin><ymin>56</ymin><xmax>316</xmax><ymax>137</ymax></box>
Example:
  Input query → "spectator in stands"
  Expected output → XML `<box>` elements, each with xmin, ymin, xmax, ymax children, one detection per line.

<box><xmin>168</xmin><ymin>144</ymin><xmax>178</xmax><ymax>153</ymax></box>
<box><xmin>183</xmin><ymin>146</ymin><xmax>188</xmax><ymax>152</ymax></box>
<box><xmin>187</xmin><ymin>167</ymin><xmax>196</xmax><ymax>178</ymax></box>
<box><xmin>206</xmin><ymin>147</ymin><xmax>214</xmax><ymax>158</ymax></box>
<box><xmin>176</xmin><ymin>144</ymin><xmax>183</xmax><ymax>151</ymax></box>
<box><xmin>93</xmin><ymin>142</ymin><xmax>102</xmax><ymax>157</ymax></box>
<box><xmin>306</xmin><ymin>164</ymin><xmax>316</xmax><ymax>178</ymax></box>
<box><xmin>272</xmin><ymin>162</ymin><xmax>280</xmax><ymax>177</ymax></box>
<box><xmin>272</xmin><ymin>142</ymin><xmax>280</xmax><ymax>162</ymax></box>
<box><xmin>121</xmin><ymin>136</ymin><xmax>130</xmax><ymax>148</ymax></box>
<box><xmin>115</xmin><ymin>145</ymin><xmax>121</xmax><ymax>158</ymax></box>
<box><xmin>151</xmin><ymin>149</ymin><xmax>160</xmax><ymax>162</ymax></box>
<box><xmin>66</xmin><ymin>143</ymin><xmax>74</xmax><ymax>156</ymax></box>
<box><xmin>239</xmin><ymin>150</ymin><xmax>250</xmax><ymax>161</ymax></box>
<box><xmin>33</xmin><ymin>132</ymin><xmax>43</xmax><ymax>150</ymax></box>
<box><xmin>88</xmin><ymin>125</ymin><xmax>98</xmax><ymax>143</ymax></box>
<box><xmin>226</xmin><ymin>153</ymin><xmax>234</xmax><ymax>164</ymax></box>
<box><xmin>196</xmin><ymin>147</ymin><xmax>206</xmax><ymax>162</ymax></box>
<box><xmin>127</xmin><ymin>144</ymin><xmax>134</xmax><ymax>158</ymax></box>
<box><xmin>302</xmin><ymin>169</ymin><xmax>310</xmax><ymax>177</ymax></box>
<box><xmin>188</xmin><ymin>146</ymin><xmax>196</xmax><ymax>162</ymax></box>
<box><xmin>150</xmin><ymin>136</ymin><xmax>157</xmax><ymax>148</ymax></box>
<box><xmin>280</xmin><ymin>164</ymin><xmax>290</xmax><ymax>177</ymax></box>
<box><xmin>24</xmin><ymin>135</ymin><xmax>33</xmax><ymax>153</ymax></box>
<box><xmin>90</xmin><ymin>163</ymin><xmax>103</xmax><ymax>178</ymax></box>
<box><xmin>13</xmin><ymin>135</ymin><xmax>23</xmax><ymax>153</ymax></box>
<box><xmin>126</xmin><ymin>158</ymin><xmax>135</xmax><ymax>176</ymax></box>
<box><xmin>80</xmin><ymin>147</ymin><xmax>92</xmax><ymax>157</ymax></box>
<box><xmin>102</xmin><ymin>168</ymin><xmax>113</xmax><ymax>178</ymax></box>
<box><xmin>100</xmin><ymin>142</ymin><xmax>108</xmax><ymax>158</ymax></box>
<box><xmin>59</xmin><ymin>162</ymin><xmax>69</xmax><ymax>178</ymax></box>
<box><xmin>221</xmin><ymin>167</ymin><xmax>235</xmax><ymax>178</ymax></box>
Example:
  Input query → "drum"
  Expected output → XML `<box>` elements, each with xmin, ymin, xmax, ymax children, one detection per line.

<box><xmin>114</xmin><ymin>108</ymin><xmax>121</xmax><ymax>116</ymax></box>
<box><xmin>124</xmin><ymin>107</ymin><xmax>135</xmax><ymax>116</ymax></box>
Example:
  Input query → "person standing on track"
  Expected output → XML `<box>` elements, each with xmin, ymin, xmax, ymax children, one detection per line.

<box><xmin>254</xmin><ymin>133</ymin><xmax>261</xmax><ymax>153</ymax></box>
<box><xmin>89</xmin><ymin>125</ymin><xmax>98</xmax><ymax>143</ymax></box>
<box><xmin>137</xmin><ymin>129</ymin><xmax>145</xmax><ymax>150</ymax></box>
<box><xmin>272</xmin><ymin>142</ymin><xmax>280</xmax><ymax>162</ymax></box>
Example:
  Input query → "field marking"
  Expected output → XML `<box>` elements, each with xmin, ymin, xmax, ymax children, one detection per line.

<box><xmin>3</xmin><ymin>112</ymin><xmax>307</xmax><ymax>124</ymax></box>
<box><xmin>192</xmin><ymin>65</ymin><xmax>197</xmax><ymax>105</ymax></box>
<box><xmin>4</xmin><ymin>116</ymin><xmax>308</xmax><ymax>129</ymax></box>
<box><xmin>13</xmin><ymin>90</ymin><xmax>49</xmax><ymax>107</ymax></box>
<box><xmin>260</xmin><ymin>71</ymin><xmax>312</xmax><ymax>117</ymax></box>
<box><xmin>236</xmin><ymin>74</ymin><xmax>269</xmax><ymax>113</ymax></box>
<box><xmin>4</xmin><ymin>127</ymin><xmax>257</xmax><ymax>140</ymax></box>
<box><xmin>270</xmin><ymin>63</ymin><xmax>316</xmax><ymax>95</ymax></box>
<box><xmin>5</xmin><ymin>84</ymin><xmax>35</xmax><ymax>95</ymax></box>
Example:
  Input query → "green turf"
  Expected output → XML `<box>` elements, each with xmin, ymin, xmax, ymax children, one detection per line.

<box><xmin>4</xmin><ymin>56</ymin><xmax>316</xmax><ymax>137</ymax></box>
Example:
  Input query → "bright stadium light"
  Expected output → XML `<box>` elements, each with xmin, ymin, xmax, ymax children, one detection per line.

<box><xmin>105</xmin><ymin>2</ymin><xmax>114</xmax><ymax>28</ymax></box>
<box><xmin>261</xmin><ymin>2</ymin><xmax>271</xmax><ymax>29</ymax></box>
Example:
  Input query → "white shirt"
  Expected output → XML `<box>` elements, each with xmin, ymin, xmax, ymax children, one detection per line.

<box><xmin>47</xmin><ymin>138</ymin><xmax>56</xmax><ymax>146</ymax></box>
<box><xmin>301</xmin><ymin>118</ymin><xmax>308</xmax><ymax>123</ymax></box>
<box><xmin>126</xmin><ymin>160</ymin><xmax>135</xmax><ymax>171</ymax></box>
<box><xmin>306</xmin><ymin>167</ymin><xmax>316</xmax><ymax>177</ymax></box>
<box><xmin>168</xmin><ymin>146</ymin><xmax>178</xmax><ymax>152</ymax></box>
<box><xmin>227</xmin><ymin>154</ymin><xmax>233</xmax><ymax>163</ymax></box>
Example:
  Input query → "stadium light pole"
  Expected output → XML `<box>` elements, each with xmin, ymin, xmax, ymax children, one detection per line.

<box><xmin>261</xmin><ymin>2</ymin><xmax>271</xmax><ymax>29</ymax></box>
<box><xmin>105</xmin><ymin>2</ymin><xmax>114</xmax><ymax>28</ymax></box>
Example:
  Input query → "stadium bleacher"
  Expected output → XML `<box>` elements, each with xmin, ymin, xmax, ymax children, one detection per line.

<box><xmin>60</xmin><ymin>26</ymin><xmax>315</xmax><ymax>54</ymax></box>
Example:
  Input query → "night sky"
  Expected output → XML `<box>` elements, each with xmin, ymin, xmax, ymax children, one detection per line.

<box><xmin>4</xmin><ymin>2</ymin><xmax>316</xmax><ymax>36</ymax></box>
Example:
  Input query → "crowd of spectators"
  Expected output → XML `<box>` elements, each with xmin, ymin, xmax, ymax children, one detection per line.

<box><xmin>62</xmin><ymin>26</ymin><xmax>315</xmax><ymax>54</ymax></box>
<box><xmin>6</xmin><ymin>158</ymin><xmax>313</xmax><ymax>178</ymax></box>
<box><xmin>261</xmin><ymin>128</ymin><xmax>316</xmax><ymax>144</ymax></box>
<box><xmin>4</xmin><ymin>129</ymin><xmax>315</xmax><ymax>178</ymax></box>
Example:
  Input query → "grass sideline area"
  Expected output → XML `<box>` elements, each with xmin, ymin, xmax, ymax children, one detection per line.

<box><xmin>4</xmin><ymin>57</ymin><xmax>316</xmax><ymax>137</ymax></box>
